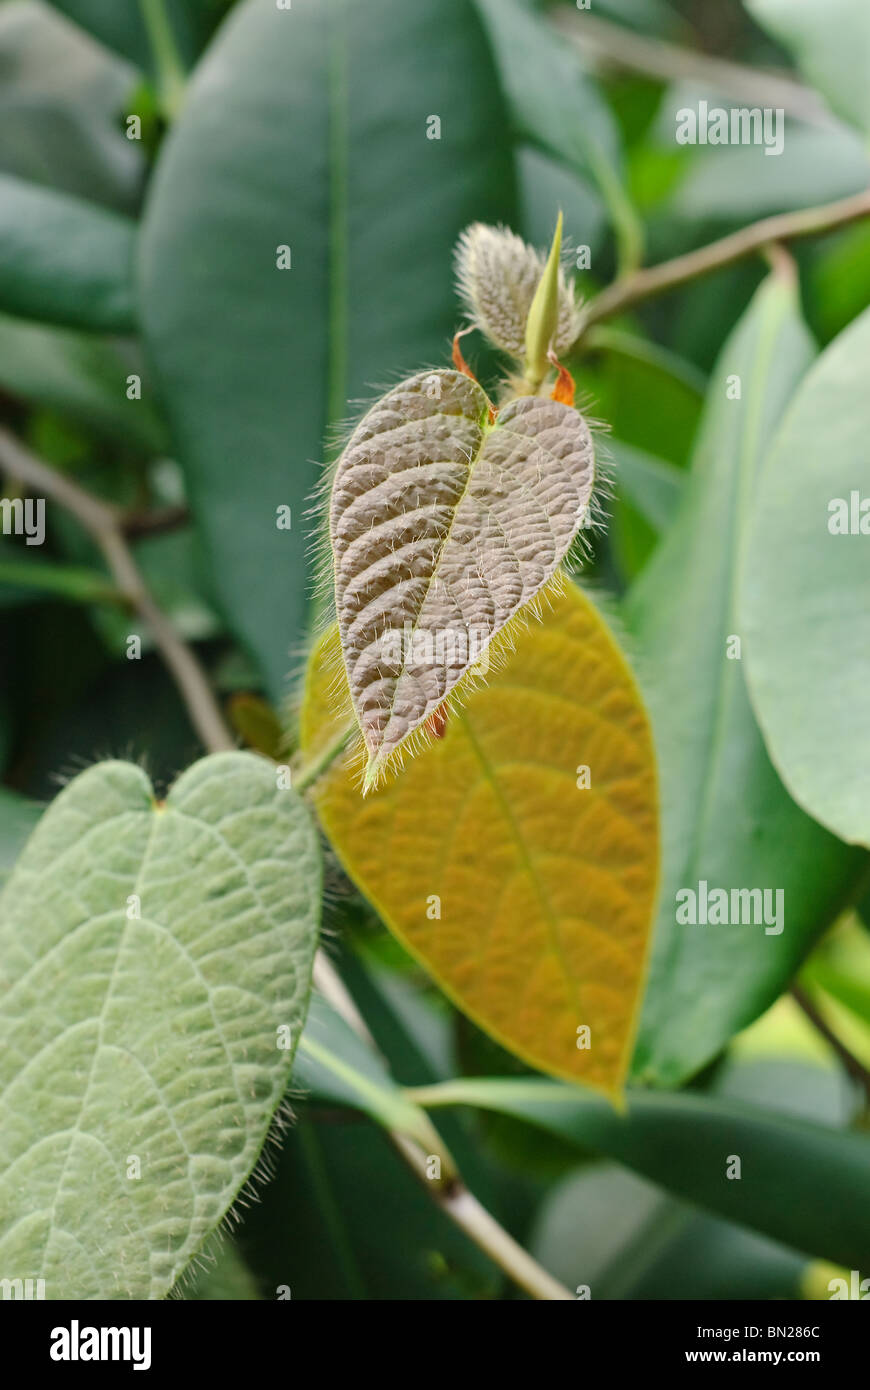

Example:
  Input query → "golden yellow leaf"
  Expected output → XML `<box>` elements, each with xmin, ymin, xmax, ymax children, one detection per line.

<box><xmin>300</xmin><ymin>581</ymin><xmax>659</xmax><ymax>1096</ymax></box>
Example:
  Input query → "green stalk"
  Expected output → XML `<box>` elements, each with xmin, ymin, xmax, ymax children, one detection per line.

<box><xmin>138</xmin><ymin>0</ymin><xmax>188</xmax><ymax>120</ymax></box>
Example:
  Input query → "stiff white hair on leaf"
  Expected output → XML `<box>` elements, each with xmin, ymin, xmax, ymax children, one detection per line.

<box><xmin>327</xmin><ymin>367</ymin><xmax>596</xmax><ymax>790</ymax></box>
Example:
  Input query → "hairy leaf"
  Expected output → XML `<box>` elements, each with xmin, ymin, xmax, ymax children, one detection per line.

<box><xmin>330</xmin><ymin>368</ymin><xmax>595</xmax><ymax>785</ymax></box>
<box><xmin>302</xmin><ymin>581</ymin><xmax>658</xmax><ymax>1095</ymax></box>
<box><xmin>0</xmin><ymin>752</ymin><xmax>321</xmax><ymax>1299</ymax></box>
<box><xmin>455</xmin><ymin>220</ymin><xmax>581</xmax><ymax>363</ymax></box>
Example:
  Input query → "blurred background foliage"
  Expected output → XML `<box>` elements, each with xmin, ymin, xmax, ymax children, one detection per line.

<box><xmin>2</xmin><ymin>0</ymin><xmax>870</xmax><ymax>1299</ymax></box>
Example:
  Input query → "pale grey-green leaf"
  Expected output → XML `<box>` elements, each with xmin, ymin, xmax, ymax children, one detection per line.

<box><xmin>742</xmin><ymin>304</ymin><xmax>870</xmax><ymax>846</ymax></box>
<box><xmin>745</xmin><ymin>0</ymin><xmax>870</xmax><ymax>137</ymax></box>
<box><xmin>0</xmin><ymin>751</ymin><xmax>321</xmax><ymax>1300</ymax></box>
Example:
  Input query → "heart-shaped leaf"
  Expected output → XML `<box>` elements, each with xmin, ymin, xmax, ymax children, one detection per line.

<box><xmin>301</xmin><ymin>580</ymin><xmax>657</xmax><ymax>1096</ymax></box>
<box><xmin>0</xmin><ymin>751</ymin><xmax>321</xmax><ymax>1299</ymax></box>
<box><xmin>329</xmin><ymin>368</ymin><xmax>595</xmax><ymax>786</ymax></box>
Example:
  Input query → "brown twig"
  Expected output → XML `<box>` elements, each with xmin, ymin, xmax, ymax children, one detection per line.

<box><xmin>792</xmin><ymin>984</ymin><xmax>870</xmax><ymax>1105</ymax></box>
<box><xmin>577</xmin><ymin>187</ymin><xmax>870</xmax><ymax>335</ymax></box>
<box><xmin>551</xmin><ymin>6</ymin><xmax>839</xmax><ymax>129</ymax></box>
<box><xmin>121</xmin><ymin>502</ymin><xmax>190</xmax><ymax>539</ymax></box>
<box><xmin>0</xmin><ymin>426</ymin><xmax>233</xmax><ymax>754</ymax></box>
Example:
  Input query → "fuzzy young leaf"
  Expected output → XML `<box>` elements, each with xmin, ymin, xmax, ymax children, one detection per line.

<box><xmin>329</xmin><ymin>368</ymin><xmax>595</xmax><ymax>787</ymax></box>
<box><xmin>302</xmin><ymin>581</ymin><xmax>658</xmax><ymax>1096</ymax></box>
<box><xmin>455</xmin><ymin>221</ymin><xmax>582</xmax><ymax>363</ymax></box>
<box><xmin>0</xmin><ymin>752</ymin><xmax>321</xmax><ymax>1300</ymax></box>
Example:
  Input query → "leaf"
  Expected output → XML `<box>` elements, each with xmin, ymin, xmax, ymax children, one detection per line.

<box><xmin>0</xmin><ymin>173</ymin><xmax>136</xmax><ymax>332</ymax></box>
<box><xmin>573</xmin><ymin>328</ymin><xmax>705</xmax><ymax>469</ymax></box>
<box><xmin>301</xmin><ymin>580</ymin><xmax>659</xmax><ymax>1096</ymax></box>
<box><xmin>0</xmin><ymin>556</ymin><xmax>119</xmax><ymax>608</ymax></box>
<box><xmin>0</xmin><ymin>751</ymin><xmax>321</xmax><ymax>1299</ymax></box>
<box><xmin>180</xmin><ymin>1236</ymin><xmax>260</xmax><ymax>1301</ymax></box>
<box><xmin>0</xmin><ymin>1</ymin><xmax>142</xmax><ymax>213</ymax></box>
<box><xmin>745</xmin><ymin>0</ymin><xmax>870</xmax><ymax>138</ymax></box>
<box><xmin>0</xmin><ymin>313</ymin><xmax>166</xmax><ymax>452</ymax></box>
<box><xmin>471</xmin><ymin>0</ymin><xmax>621</xmax><ymax>195</ymax></box>
<box><xmin>529</xmin><ymin>1163</ymin><xmax>809</xmax><ymax>1300</ymax></box>
<box><xmin>625</xmin><ymin>274</ymin><xmax>865</xmax><ymax>1087</ymax></box>
<box><xmin>47</xmin><ymin>0</ymin><xmax>224</xmax><ymax>72</ymax></box>
<box><xmin>742</xmin><ymin>305</ymin><xmax>870</xmax><ymax>848</ymax></box>
<box><xmin>454</xmin><ymin>218</ymin><xmax>581</xmax><ymax>365</ymax></box>
<box><xmin>411</xmin><ymin>1076</ymin><xmax>870</xmax><ymax>1269</ymax></box>
<box><xmin>517</xmin><ymin>146</ymin><xmax>607</xmax><ymax>266</ymax></box>
<box><xmin>330</xmin><ymin>368</ymin><xmax>596</xmax><ymax>783</ymax></box>
<box><xmin>0</xmin><ymin>788</ymin><xmax>40</xmax><ymax>884</ymax></box>
<box><xmin>807</xmin><ymin>221</ymin><xmax>870</xmax><ymax>344</ymax></box>
<box><xmin>295</xmin><ymin>995</ymin><xmax>436</xmax><ymax>1144</ymax></box>
<box><xmin>241</xmin><ymin>1110</ymin><xmax>501</xmax><ymax>1301</ymax></box>
<box><xmin>138</xmin><ymin>0</ymin><xmax>517</xmax><ymax>701</ymax></box>
<box><xmin>669</xmin><ymin>124</ymin><xmax>870</xmax><ymax>222</ymax></box>
<box><xmin>227</xmin><ymin>693</ymin><xmax>285</xmax><ymax>761</ymax></box>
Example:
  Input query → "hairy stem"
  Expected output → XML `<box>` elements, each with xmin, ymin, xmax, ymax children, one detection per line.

<box><xmin>577</xmin><ymin>188</ymin><xmax>870</xmax><ymax>336</ymax></box>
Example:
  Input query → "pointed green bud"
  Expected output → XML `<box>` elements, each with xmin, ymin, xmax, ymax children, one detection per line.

<box><xmin>524</xmin><ymin>212</ymin><xmax>564</xmax><ymax>389</ymax></box>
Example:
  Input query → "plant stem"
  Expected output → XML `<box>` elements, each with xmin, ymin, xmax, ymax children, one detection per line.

<box><xmin>791</xmin><ymin>984</ymin><xmax>870</xmax><ymax>1105</ymax></box>
<box><xmin>122</xmin><ymin>503</ymin><xmax>190</xmax><ymax>539</ymax></box>
<box><xmin>0</xmin><ymin>429</ymin><xmax>571</xmax><ymax>1301</ymax></box>
<box><xmin>295</xmin><ymin>723</ymin><xmax>357</xmax><ymax>792</ymax></box>
<box><xmin>0</xmin><ymin>427</ymin><xmax>233</xmax><ymax>754</ymax></box>
<box><xmin>577</xmin><ymin>187</ymin><xmax>870</xmax><ymax>336</ymax></box>
<box><xmin>552</xmin><ymin>7</ymin><xmax>837</xmax><ymax>129</ymax></box>
<box><xmin>312</xmin><ymin>946</ymin><xmax>572</xmax><ymax>1299</ymax></box>
<box><xmin>138</xmin><ymin>0</ymin><xmax>188</xmax><ymax>120</ymax></box>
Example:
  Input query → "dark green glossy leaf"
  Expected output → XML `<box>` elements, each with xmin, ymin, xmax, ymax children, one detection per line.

<box><xmin>412</xmin><ymin>1076</ymin><xmax>870</xmax><ymax>1270</ymax></box>
<box><xmin>530</xmin><ymin>1164</ymin><xmax>809</xmax><ymax>1300</ymax></box>
<box><xmin>472</xmin><ymin>0</ymin><xmax>632</xmax><ymax>257</ymax></box>
<box><xmin>139</xmin><ymin>0</ymin><xmax>516</xmax><ymax>700</ymax></box>
<box><xmin>0</xmin><ymin>313</ymin><xmax>166</xmax><ymax>451</ymax></box>
<box><xmin>0</xmin><ymin>1</ymin><xmax>142</xmax><ymax>213</ymax></box>
<box><xmin>48</xmin><ymin>0</ymin><xmax>227</xmax><ymax>72</ymax></box>
<box><xmin>0</xmin><ymin>174</ymin><xmax>135</xmax><ymax>331</ymax></box>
